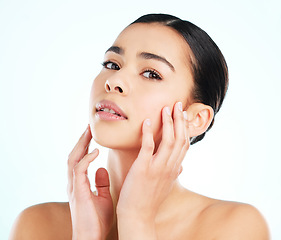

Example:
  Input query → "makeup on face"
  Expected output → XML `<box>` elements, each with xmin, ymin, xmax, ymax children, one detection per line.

<box><xmin>89</xmin><ymin>23</ymin><xmax>193</xmax><ymax>149</ymax></box>
<box><xmin>95</xmin><ymin>99</ymin><xmax>128</xmax><ymax>121</ymax></box>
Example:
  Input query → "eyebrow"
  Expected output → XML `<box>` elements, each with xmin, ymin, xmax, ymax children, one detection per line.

<box><xmin>105</xmin><ymin>45</ymin><xmax>175</xmax><ymax>72</ymax></box>
<box><xmin>139</xmin><ymin>52</ymin><xmax>175</xmax><ymax>72</ymax></box>
<box><xmin>105</xmin><ymin>46</ymin><xmax>124</xmax><ymax>55</ymax></box>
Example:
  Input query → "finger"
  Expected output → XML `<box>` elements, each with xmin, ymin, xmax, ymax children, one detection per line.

<box><xmin>67</xmin><ymin>125</ymin><xmax>91</xmax><ymax>196</ymax></box>
<box><xmin>68</xmin><ymin>125</ymin><xmax>92</xmax><ymax>184</ymax></box>
<box><xmin>154</xmin><ymin>106</ymin><xmax>174</xmax><ymax>165</ymax></box>
<box><xmin>174</xmin><ymin>111</ymin><xmax>190</xmax><ymax>168</ymax></box>
<box><xmin>68</xmin><ymin>144</ymin><xmax>89</xmax><ymax>196</ymax></box>
<box><xmin>182</xmin><ymin>111</ymin><xmax>190</xmax><ymax>149</ymax></box>
<box><xmin>69</xmin><ymin>125</ymin><xmax>92</xmax><ymax>163</ymax></box>
<box><xmin>177</xmin><ymin>165</ymin><xmax>183</xmax><ymax>177</ymax></box>
<box><xmin>95</xmin><ymin>168</ymin><xmax>111</xmax><ymax>198</ymax></box>
<box><xmin>167</xmin><ymin>102</ymin><xmax>187</xmax><ymax>167</ymax></box>
<box><xmin>172</xmin><ymin>111</ymin><xmax>190</xmax><ymax>176</ymax></box>
<box><xmin>73</xmin><ymin>149</ymin><xmax>99</xmax><ymax>186</ymax></box>
<box><xmin>136</xmin><ymin>119</ymin><xmax>155</xmax><ymax>164</ymax></box>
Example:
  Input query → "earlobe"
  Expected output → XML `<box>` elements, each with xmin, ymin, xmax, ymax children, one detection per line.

<box><xmin>185</xmin><ymin>103</ymin><xmax>214</xmax><ymax>138</ymax></box>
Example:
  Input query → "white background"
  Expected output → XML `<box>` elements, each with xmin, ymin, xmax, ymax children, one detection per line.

<box><xmin>1</xmin><ymin>0</ymin><xmax>280</xmax><ymax>239</ymax></box>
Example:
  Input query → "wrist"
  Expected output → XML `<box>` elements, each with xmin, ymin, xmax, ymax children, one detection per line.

<box><xmin>116</xmin><ymin>204</ymin><xmax>157</xmax><ymax>223</ymax></box>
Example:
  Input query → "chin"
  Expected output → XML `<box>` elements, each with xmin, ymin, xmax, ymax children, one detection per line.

<box><xmin>90</xmin><ymin>122</ymin><xmax>142</xmax><ymax>150</ymax></box>
<box><xmin>93</xmin><ymin>135</ymin><xmax>141</xmax><ymax>151</ymax></box>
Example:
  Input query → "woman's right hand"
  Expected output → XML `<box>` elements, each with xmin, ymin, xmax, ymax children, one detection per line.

<box><xmin>67</xmin><ymin>125</ymin><xmax>114</xmax><ymax>240</ymax></box>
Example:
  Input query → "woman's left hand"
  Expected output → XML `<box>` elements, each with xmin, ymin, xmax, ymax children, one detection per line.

<box><xmin>117</xmin><ymin>102</ymin><xmax>190</xmax><ymax>239</ymax></box>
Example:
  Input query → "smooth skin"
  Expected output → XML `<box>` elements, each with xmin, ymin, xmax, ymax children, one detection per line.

<box><xmin>9</xmin><ymin>23</ymin><xmax>270</xmax><ymax>240</ymax></box>
<box><xmin>9</xmin><ymin>112</ymin><xmax>270</xmax><ymax>240</ymax></box>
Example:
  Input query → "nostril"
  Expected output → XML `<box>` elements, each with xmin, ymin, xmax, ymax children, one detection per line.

<box><xmin>105</xmin><ymin>80</ymin><xmax>124</xmax><ymax>93</ymax></box>
<box><xmin>106</xmin><ymin>84</ymin><xmax>111</xmax><ymax>92</ymax></box>
<box><xmin>115</xmin><ymin>86</ymin><xmax>123</xmax><ymax>93</ymax></box>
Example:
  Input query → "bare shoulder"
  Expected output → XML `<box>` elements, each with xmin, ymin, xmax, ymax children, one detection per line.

<box><xmin>9</xmin><ymin>202</ymin><xmax>72</xmax><ymax>240</ymax></box>
<box><xmin>197</xmin><ymin>199</ymin><xmax>270</xmax><ymax>240</ymax></box>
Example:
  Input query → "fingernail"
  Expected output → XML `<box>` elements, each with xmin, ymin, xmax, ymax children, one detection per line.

<box><xmin>177</xmin><ymin>102</ymin><xmax>182</xmax><ymax>111</ymax></box>
<box><xmin>183</xmin><ymin>111</ymin><xmax>188</xmax><ymax>120</ymax></box>
<box><xmin>145</xmin><ymin>118</ymin><xmax>151</xmax><ymax>126</ymax></box>
<box><xmin>165</xmin><ymin>106</ymin><xmax>171</xmax><ymax>116</ymax></box>
<box><xmin>91</xmin><ymin>148</ymin><xmax>98</xmax><ymax>154</ymax></box>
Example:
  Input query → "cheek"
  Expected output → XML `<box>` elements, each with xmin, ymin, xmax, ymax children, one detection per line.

<box><xmin>135</xmin><ymin>93</ymin><xmax>171</xmax><ymax>145</ymax></box>
<box><xmin>91</xmin><ymin>76</ymin><xmax>104</xmax><ymax>97</ymax></box>
<box><xmin>137</xmin><ymin>83</ymin><xmax>189</xmax><ymax>146</ymax></box>
<box><xmin>89</xmin><ymin>76</ymin><xmax>104</xmax><ymax>107</ymax></box>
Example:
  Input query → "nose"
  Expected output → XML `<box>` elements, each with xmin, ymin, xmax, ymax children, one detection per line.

<box><xmin>105</xmin><ymin>79</ymin><xmax>128</xmax><ymax>95</ymax></box>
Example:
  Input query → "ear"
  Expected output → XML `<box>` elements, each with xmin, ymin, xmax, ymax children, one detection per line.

<box><xmin>185</xmin><ymin>103</ymin><xmax>214</xmax><ymax>138</ymax></box>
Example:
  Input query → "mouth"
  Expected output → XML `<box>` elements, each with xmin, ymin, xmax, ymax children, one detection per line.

<box><xmin>95</xmin><ymin>100</ymin><xmax>128</xmax><ymax>120</ymax></box>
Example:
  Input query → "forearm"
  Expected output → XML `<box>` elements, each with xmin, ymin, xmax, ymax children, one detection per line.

<box><xmin>117</xmin><ymin>215</ymin><xmax>157</xmax><ymax>240</ymax></box>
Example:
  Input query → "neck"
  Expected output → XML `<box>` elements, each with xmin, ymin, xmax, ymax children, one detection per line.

<box><xmin>107</xmin><ymin>148</ymin><xmax>139</xmax><ymax>206</ymax></box>
<box><xmin>106</xmin><ymin>148</ymin><xmax>139</xmax><ymax>240</ymax></box>
<box><xmin>105</xmin><ymin>148</ymin><xmax>188</xmax><ymax>240</ymax></box>
<box><xmin>106</xmin><ymin>147</ymin><xmax>186</xmax><ymax>215</ymax></box>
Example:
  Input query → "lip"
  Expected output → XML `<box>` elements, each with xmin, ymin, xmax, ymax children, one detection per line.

<box><xmin>95</xmin><ymin>99</ymin><xmax>128</xmax><ymax>121</ymax></box>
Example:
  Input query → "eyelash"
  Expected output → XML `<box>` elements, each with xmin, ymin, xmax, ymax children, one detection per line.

<box><xmin>101</xmin><ymin>61</ymin><xmax>120</xmax><ymax>70</ymax></box>
<box><xmin>142</xmin><ymin>69</ymin><xmax>162</xmax><ymax>80</ymax></box>
<box><xmin>101</xmin><ymin>61</ymin><xmax>162</xmax><ymax>81</ymax></box>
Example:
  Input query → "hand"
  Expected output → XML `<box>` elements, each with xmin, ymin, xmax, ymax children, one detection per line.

<box><xmin>117</xmin><ymin>102</ymin><xmax>189</xmax><ymax>238</ymax></box>
<box><xmin>67</xmin><ymin>125</ymin><xmax>114</xmax><ymax>240</ymax></box>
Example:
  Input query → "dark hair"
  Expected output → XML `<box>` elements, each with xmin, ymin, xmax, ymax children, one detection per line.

<box><xmin>131</xmin><ymin>14</ymin><xmax>229</xmax><ymax>144</ymax></box>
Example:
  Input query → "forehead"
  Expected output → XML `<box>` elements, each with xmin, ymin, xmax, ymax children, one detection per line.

<box><xmin>112</xmin><ymin>23</ymin><xmax>192</xmax><ymax>68</ymax></box>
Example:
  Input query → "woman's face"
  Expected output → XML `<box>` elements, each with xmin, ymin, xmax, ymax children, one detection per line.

<box><xmin>89</xmin><ymin>23</ymin><xmax>194</xmax><ymax>150</ymax></box>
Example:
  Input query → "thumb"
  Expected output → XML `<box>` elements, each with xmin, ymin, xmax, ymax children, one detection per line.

<box><xmin>95</xmin><ymin>168</ymin><xmax>111</xmax><ymax>198</ymax></box>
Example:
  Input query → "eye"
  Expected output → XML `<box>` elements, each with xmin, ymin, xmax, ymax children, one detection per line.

<box><xmin>142</xmin><ymin>69</ymin><xmax>162</xmax><ymax>80</ymax></box>
<box><xmin>102</xmin><ymin>61</ymin><xmax>120</xmax><ymax>70</ymax></box>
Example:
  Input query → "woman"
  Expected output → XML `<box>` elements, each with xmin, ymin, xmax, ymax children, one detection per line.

<box><xmin>9</xmin><ymin>13</ymin><xmax>269</xmax><ymax>240</ymax></box>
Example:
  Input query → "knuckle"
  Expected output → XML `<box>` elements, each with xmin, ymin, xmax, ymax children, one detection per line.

<box><xmin>164</xmin><ymin>138</ymin><xmax>175</xmax><ymax>149</ymax></box>
<box><xmin>177</xmin><ymin>110</ymin><xmax>184</xmax><ymax>120</ymax></box>
<box><xmin>178</xmin><ymin>165</ymin><xmax>183</xmax><ymax>176</ymax></box>
<box><xmin>169</xmin><ymin>170</ymin><xmax>177</xmax><ymax>179</ymax></box>
<box><xmin>166</xmin><ymin>115</ymin><xmax>173</xmax><ymax>124</ymax></box>
<box><xmin>177</xmin><ymin>136</ymin><xmax>187</xmax><ymax>147</ymax></box>
<box><xmin>163</xmin><ymin>111</ymin><xmax>173</xmax><ymax>124</ymax></box>
<box><xmin>67</xmin><ymin>152</ymin><xmax>78</xmax><ymax>166</ymax></box>
<box><xmin>144</xmin><ymin>141</ymin><xmax>154</xmax><ymax>151</ymax></box>
<box><xmin>165</xmin><ymin>169</ymin><xmax>174</xmax><ymax>179</ymax></box>
<box><xmin>73</xmin><ymin>165</ymin><xmax>80</xmax><ymax>175</ymax></box>
<box><xmin>183</xmin><ymin>139</ymin><xmax>190</xmax><ymax>151</ymax></box>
